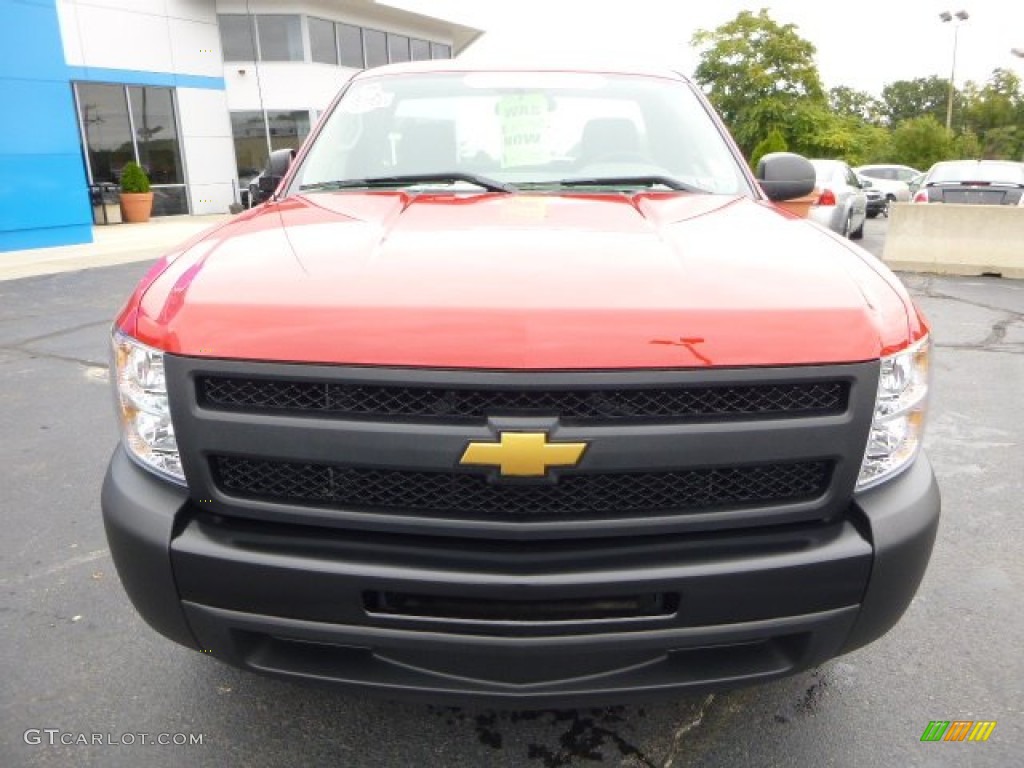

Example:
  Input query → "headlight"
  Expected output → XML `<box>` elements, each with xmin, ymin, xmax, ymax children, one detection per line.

<box><xmin>857</xmin><ymin>336</ymin><xmax>930</xmax><ymax>490</ymax></box>
<box><xmin>112</xmin><ymin>331</ymin><xmax>185</xmax><ymax>485</ymax></box>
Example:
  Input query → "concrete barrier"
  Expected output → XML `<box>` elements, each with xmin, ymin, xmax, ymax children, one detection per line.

<box><xmin>883</xmin><ymin>203</ymin><xmax>1024</xmax><ymax>279</ymax></box>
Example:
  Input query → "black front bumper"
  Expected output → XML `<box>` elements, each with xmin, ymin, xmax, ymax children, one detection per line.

<box><xmin>866</xmin><ymin>197</ymin><xmax>888</xmax><ymax>215</ymax></box>
<box><xmin>102</xmin><ymin>447</ymin><xmax>939</xmax><ymax>706</ymax></box>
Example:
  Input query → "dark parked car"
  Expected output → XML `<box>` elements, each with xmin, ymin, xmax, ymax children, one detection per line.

<box><xmin>912</xmin><ymin>160</ymin><xmax>1024</xmax><ymax>205</ymax></box>
<box><xmin>858</xmin><ymin>176</ymin><xmax>888</xmax><ymax>218</ymax></box>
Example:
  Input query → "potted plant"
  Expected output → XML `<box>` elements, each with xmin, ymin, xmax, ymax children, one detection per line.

<box><xmin>119</xmin><ymin>162</ymin><xmax>153</xmax><ymax>223</ymax></box>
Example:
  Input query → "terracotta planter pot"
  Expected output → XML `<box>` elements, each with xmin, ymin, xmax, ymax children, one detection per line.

<box><xmin>120</xmin><ymin>192</ymin><xmax>154</xmax><ymax>223</ymax></box>
<box><xmin>775</xmin><ymin>189</ymin><xmax>819</xmax><ymax>219</ymax></box>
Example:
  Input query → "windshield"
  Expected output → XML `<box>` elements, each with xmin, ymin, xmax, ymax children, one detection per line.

<box><xmin>927</xmin><ymin>161</ymin><xmax>1024</xmax><ymax>185</ymax></box>
<box><xmin>294</xmin><ymin>71</ymin><xmax>749</xmax><ymax>195</ymax></box>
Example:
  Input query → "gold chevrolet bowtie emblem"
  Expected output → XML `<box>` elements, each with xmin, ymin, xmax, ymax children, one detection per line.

<box><xmin>459</xmin><ymin>432</ymin><xmax>587</xmax><ymax>477</ymax></box>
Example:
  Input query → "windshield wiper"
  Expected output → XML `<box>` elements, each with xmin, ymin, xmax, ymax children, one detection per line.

<box><xmin>533</xmin><ymin>175</ymin><xmax>707</xmax><ymax>193</ymax></box>
<box><xmin>300</xmin><ymin>173</ymin><xmax>517</xmax><ymax>194</ymax></box>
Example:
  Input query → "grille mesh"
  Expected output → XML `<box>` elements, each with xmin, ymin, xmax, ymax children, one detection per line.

<box><xmin>199</xmin><ymin>377</ymin><xmax>847</xmax><ymax>423</ymax></box>
<box><xmin>211</xmin><ymin>455</ymin><xmax>831</xmax><ymax>520</ymax></box>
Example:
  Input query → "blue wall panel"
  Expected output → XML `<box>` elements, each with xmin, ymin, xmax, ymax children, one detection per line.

<box><xmin>0</xmin><ymin>0</ymin><xmax>93</xmax><ymax>251</ymax></box>
<box><xmin>67</xmin><ymin>66</ymin><xmax>225</xmax><ymax>91</ymax></box>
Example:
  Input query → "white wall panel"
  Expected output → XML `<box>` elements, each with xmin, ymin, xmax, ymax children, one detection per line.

<box><xmin>74</xmin><ymin>4</ymin><xmax>175</xmax><ymax>73</ymax></box>
<box><xmin>168</xmin><ymin>17</ymin><xmax>224</xmax><ymax>78</ymax></box>
<box><xmin>181</xmin><ymin>135</ymin><xmax>237</xmax><ymax>186</ymax></box>
<box><xmin>59</xmin><ymin>1</ymin><xmax>221</xmax><ymax>76</ymax></box>
<box><xmin>79</xmin><ymin>0</ymin><xmax>169</xmax><ymax>16</ymax></box>
<box><xmin>223</xmin><ymin>63</ymin><xmax>353</xmax><ymax>112</ymax></box>
<box><xmin>178</xmin><ymin>87</ymin><xmax>237</xmax><ymax>211</ymax></box>
<box><xmin>56</xmin><ymin>1</ymin><xmax>84</xmax><ymax>66</ymax></box>
<box><xmin>189</xmin><ymin>182</ymin><xmax>236</xmax><ymax>214</ymax></box>
<box><xmin>176</xmin><ymin>88</ymin><xmax>232</xmax><ymax>138</ymax></box>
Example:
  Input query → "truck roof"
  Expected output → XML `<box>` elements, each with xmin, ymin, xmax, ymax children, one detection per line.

<box><xmin>351</xmin><ymin>59</ymin><xmax>693</xmax><ymax>83</ymax></box>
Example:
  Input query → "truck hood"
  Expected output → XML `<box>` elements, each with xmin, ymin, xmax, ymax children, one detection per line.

<box><xmin>130</xmin><ymin>192</ymin><xmax>914</xmax><ymax>368</ymax></box>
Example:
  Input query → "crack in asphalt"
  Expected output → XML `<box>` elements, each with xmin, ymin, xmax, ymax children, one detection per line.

<box><xmin>910</xmin><ymin>276</ymin><xmax>1023</xmax><ymax>354</ymax></box>
<box><xmin>3</xmin><ymin>319</ymin><xmax>111</xmax><ymax>347</ymax></box>
<box><xmin>911</xmin><ymin>275</ymin><xmax>1024</xmax><ymax>319</ymax></box>
<box><xmin>661</xmin><ymin>694</ymin><xmax>715</xmax><ymax>768</ymax></box>
<box><xmin>0</xmin><ymin>548</ymin><xmax>110</xmax><ymax>587</ymax></box>
<box><xmin>0</xmin><ymin>344</ymin><xmax>106</xmax><ymax>370</ymax></box>
<box><xmin>980</xmin><ymin>316</ymin><xmax>1016</xmax><ymax>347</ymax></box>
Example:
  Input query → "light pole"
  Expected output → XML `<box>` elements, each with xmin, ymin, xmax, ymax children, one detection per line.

<box><xmin>940</xmin><ymin>10</ymin><xmax>969</xmax><ymax>132</ymax></box>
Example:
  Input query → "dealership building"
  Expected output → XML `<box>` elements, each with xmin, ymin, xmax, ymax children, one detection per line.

<box><xmin>1</xmin><ymin>0</ymin><xmax>481</xmax><ymax>251</ymax></box>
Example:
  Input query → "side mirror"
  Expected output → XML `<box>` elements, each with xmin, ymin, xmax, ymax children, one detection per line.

<box><xmin>253</xmin><ymin>148</ymin><xmax>296</xmax><ymax>205</ymax></box>
<box><xmin>756</xmin><ymin>152</ymin><xmax>816</xmax><ymax>201</ymax></box>
<box><xmin>860</xmin><ymin>179</ymin><xmax>873</xmax><ymax>188</ymax></box>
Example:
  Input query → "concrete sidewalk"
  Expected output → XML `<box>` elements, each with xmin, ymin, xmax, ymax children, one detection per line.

<box><xmin>0</xmin><ymin>214</ymin><xmax>232</xmax><ymax>282</ymax></box>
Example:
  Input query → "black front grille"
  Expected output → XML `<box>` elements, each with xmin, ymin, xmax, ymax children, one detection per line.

<box><xmin>198</xmin><ymin>376</ymin><xmax>848</xmax><ymax>423</ymax></box>
<box><xmin>211</xmin><ymin>455</ymin><xmax>831</xmax><ymax>520</ymax></box>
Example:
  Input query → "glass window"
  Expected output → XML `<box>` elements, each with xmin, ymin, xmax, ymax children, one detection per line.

<box><xmin>267</xmin><ymin>110</ymin><xmax>311</xmax><ymax>152</ymax></box>
<box><xmin>230</xmin><ymin>111</ymin><xmax>269</xmax><ymax>180</ymax></box>
<box><xmin>387</xmin><ymin>33</ymin><xmax>410</xmax><ymax>63</ymax></box>
<box><xmin>257</xmin><ymin>15</ymin><xmax>303</xmax><ymax>61</ymax></box>
<box><xmin>309</xmin><ymin>17</ymin><xmax>337</xmax><ymax>65</ymax></box>
<box><xmin>410</xmin><ymin>39</ymin><xmax>430</xmax><ymax>61</ymax></box>
<box><xmin>77</xmin><ymin>83</ymin><xmax>134</xmax><ymax>184</ymax></box>
<box><xmin>218</xmin><ymin>15</ymin><xmax>256</xmax><ymax>61</ymax></box>
<box><xmin>430</xmin><ymin>43</ymin><xmax>451</xmax><ymax>60</ymax></box>
<box><xmin>76</xmin><ymin>83</ymin><xmax>188</xmax><ymax>215</ymax></box>
<box><xmin>928</xmin><ymin>161</ymin><xmax>1024</xmax><ymax>184</ymax></box>
<box><xmin>338</xmin><ymin>24</ymin><xmax>364</xmax><ymax>68</ymax></box>
<box><xmin>128</xmin><ymin>86</ymin><xmax>183</xmax><ymax>185</ymax></box>
<box><xmin>363</xmin><ymin>29</ymin><xmax>387</xmax><ymax>68</ymax></box>
<box><xmin>151</xmin><ymin>186</ymin><xmax>189</xmax><ymax>217</ymax></box>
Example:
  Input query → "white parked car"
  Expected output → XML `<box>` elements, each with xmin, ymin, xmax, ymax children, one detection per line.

<box><xmin>854</xmin><ymin>164</ymin><xmax>921</xmax><ymax>203</ymax></box>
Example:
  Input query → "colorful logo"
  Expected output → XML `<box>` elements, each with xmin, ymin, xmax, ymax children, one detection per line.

<box><xmin>921</xmin><ymin>721</ymin><xmax>997</xmax><ymax>742</ymax></box>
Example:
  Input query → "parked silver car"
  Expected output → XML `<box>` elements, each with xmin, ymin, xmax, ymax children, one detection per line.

<box><xmin>808</xmin><ymin>159</ymin><xmax>867</xmax><ymax>239</ymax></box>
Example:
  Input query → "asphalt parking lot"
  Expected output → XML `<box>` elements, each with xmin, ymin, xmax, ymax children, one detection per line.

<box><xmin>2</xmin><ymin>216</ymin><xmax>1022</xmax><ymax>767</ymax></box>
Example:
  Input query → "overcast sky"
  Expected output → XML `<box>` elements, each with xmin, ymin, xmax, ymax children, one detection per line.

<box><xmin>390</xmin><ymin>0</ymin><xmax>1024</xmax><ymax>96</ymax></box>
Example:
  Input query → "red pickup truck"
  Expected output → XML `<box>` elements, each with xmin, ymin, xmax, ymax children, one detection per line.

<box><xmin>102</xmin><ymin>62</ymin><xmax>939</xmax><ymax>705</ymax></box>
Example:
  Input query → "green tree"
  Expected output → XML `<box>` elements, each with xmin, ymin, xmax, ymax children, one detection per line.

<box><xmin>979</xmin><ymin>126</ymin><xmax>1020</xmax><ymax>159</ymax></box>
<box><xmin>750</xmin><ymin>128</ymin><xmax>788</xmax><ymax>171</ymax></box>
<box><xmin>881</xmin><ymin>77</ymin><xmax>953</xmax><ymax>126</ymax></box>
<box><xmin>692</xmin><ymin>9</ymin><xmax>826</xmax><ymax>156</ymax></box>
<box><xmin>848</xmin><ymin>124</ymin><xmax>893</xmax><ymax>165</ymax></box>
<box><xmin>829</xmin><ymin>86</ymin><xmax>884</xmax><ymax>125</ymax></box>
<box><xmin>961</xmin><ymin>69</ymin><xmax>1023</xmax><ymax>159</ymax></box>
<box><xmin>954</xmin><ymin>128</ymin><xmax>982</xmax><ymax>159</ymax></box>
<box><xmin>887</xmin><ymin>116</ymin><xmax>953</xmax><ymax>169</ymax></box>
<box><xmin>801</xmin><ymin>110</ymin><xmax>892</xmax><ymax>166</ymax></box>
